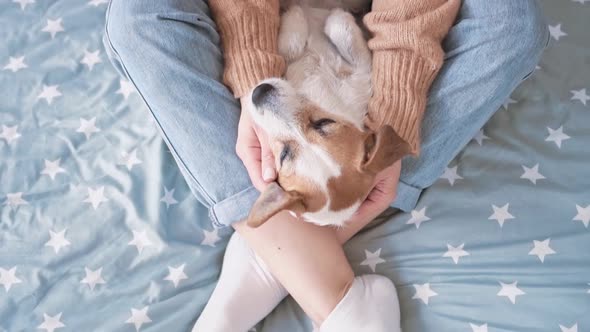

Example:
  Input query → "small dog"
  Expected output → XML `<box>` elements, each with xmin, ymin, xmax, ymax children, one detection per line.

<box><xmin>244</xmin><ymin>1</ymin><xmax>410</xmax><ymax>228</ymax></box>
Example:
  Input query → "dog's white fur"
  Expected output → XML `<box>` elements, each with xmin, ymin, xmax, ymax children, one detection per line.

<box><xmin>245</xmin><ymin>2</ymin><xmax>372</xmax><ymax>227</ymax></box>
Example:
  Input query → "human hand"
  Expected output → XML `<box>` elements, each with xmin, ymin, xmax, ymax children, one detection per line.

<box><xmin>336</xmin><ymin>161</ymin><xmax>401</xmax><ymax>244</ymax></box>
<box><xmin>235</xmin><ymin>98</ymin><xmax>277</xmax><ymax>192</ymax></box>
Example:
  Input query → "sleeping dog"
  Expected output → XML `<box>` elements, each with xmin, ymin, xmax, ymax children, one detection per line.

<box><xmin>244</xmin><ymin>1</ymin><xmax>411</xmax><ymax>228</ymax></box>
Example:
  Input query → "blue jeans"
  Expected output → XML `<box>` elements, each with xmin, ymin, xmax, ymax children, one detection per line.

<box><xmin>103</xmin><ymin>0</ymin><xmax>548</xmax><ymax>228</ymax></box>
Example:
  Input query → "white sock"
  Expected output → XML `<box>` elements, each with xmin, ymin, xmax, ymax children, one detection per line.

<box><xmin>192</xmin><ymin>232</ymin><xmax>288</xmax><ymax>332</ymax></box>
<box><xmin>319</xmin><ymin>274</ymin><xmax>402</xmax><ymax>332</ymax></box>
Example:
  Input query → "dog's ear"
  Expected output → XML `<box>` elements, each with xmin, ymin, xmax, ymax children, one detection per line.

<box><xmin>361</xmin><ymin>125</ymin><xmax>412</xmax><ymax>174</ymax></box>
<box><xmin>247</xmin><ymin>182</ymin><xmax>303</xmax><ymax>228</ymax></box>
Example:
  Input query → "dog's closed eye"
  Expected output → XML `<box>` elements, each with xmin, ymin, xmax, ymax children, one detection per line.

<box><xmin>311</xmin><ymin>118</ymin><xmax>336</xmax><ymax>135</ymax></box>
<box><xmin>280</xmin><ymin>143</ymin><xmax>292</xmax><ymax>166</ymax></box>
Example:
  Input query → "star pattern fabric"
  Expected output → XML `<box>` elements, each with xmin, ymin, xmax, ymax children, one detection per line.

<box><xmin>520</xmin><ymin>164</ymin><xmax>546</xmax><ymax>184</ymax></box>
<box><xmin>37</xmin><ymin>85</ymin><xmax>62</xmax><ymax>105</ymax></box>
<box><xmin>160</xmin><ymin>187</ymin><xmax>179</xmax><ymax>209</ymax></box>
<box><xmin>0</xmin><ymin>267</ymin><xmax>22</xmax><ymax>291</ymax></box>
<box><xmin>3</xmin><ymin>56</ymin><xmax>28</xmax><ymax>72</ymax></box>
<box><xmin>546</xmin><ymin>126</ymin><xmax>571</xmax><ymax>148</ymax></box>
<box><xmin>360</xmin><ymin>248</ymin><xmax>386</xmax><ymax>272</ymax></box>
<box><xmin>412</xmin><ymin>283</ymin><xmax>438</xmax><ymax>305</ymax></box>
<box><xmin>45</xmin><ymin>229</ymin><xmax>71</xmax><ymax>254</ymax></box>
<box><xmin>440</xmin><ymin>166</ymin><xmax>463</xmax><ymax>186</ymax></box>
<box><xmin>80</xmin><ymin>49</ymin><xmax>102</xmax><ymax>71</ymax></box>
<box><xmin>41</xmin><ymin>18</ymin><xmax>64</xmax><ymax>39</ymax></box>
<box><xmin>443</xmin><ymin>243</ymin><xmax>470</xmax><ymax>264</ymax></box>
<box><xmin>528</xmin><ymin>238</ymin><xmax>556</xmax><ymax>263</ymax></box>
<box><xmin>570</xmin><ymin>88</ymin><xmax>589</xmax><ymax>105</ymax></box>
<box><xmin>37</xmin><ymin>312</ymin><xmax>65</xmax><ymax>332</ymax></box>
<box><xmin>0</xmin><ymin>125</ymin><xmax>22</xmax><ymax>144</ymax></box>
<box><xmin>41</xmin><ymin>159</ymin><xmax>67</xmax><ymax>180</ymax></box>
<box><xmin>80</xmin><ymin>267</ymin><xmax>106</xmax><ymax>291</ymax></box>
<box><xmin>125</xmin><ymin>307</ymin><xmax>152</xmax><ymax>331</ymax></box>
<box><xmin>406</xmin><ymin>206</ymin><xmax>431</xmax><ymax>229</ymax></box>
<box><xmin>164</xmin><ymin>264</ymin><xmax>188</xmax><ymax>288</ymax></box>
<box><xmin>1</xmin><ymin>1</ymin><xmax>589</xmax><ymax>332</ymax></box>
<box><xmin>13</xmin><ymin>0</ymin><xmax>35</xmax><ymax>10</ymax></box>
<box><xmin>488</xmin><ymin>203</ymin><xmax>515</xmax><ymax>227</ymax></box>
<box><xmin>497</xmin><ymin>281</ymin><xmax>525</xmax><ymax>304</ymax></box>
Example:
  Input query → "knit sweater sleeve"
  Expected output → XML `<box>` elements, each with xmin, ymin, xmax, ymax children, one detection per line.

<box><xmin>209</xmin><ymin>0</ymin><xmax>285</xmax><ymax>98</ymax></box>
<box><xmin>363</xmin><ymin>0</ymin><xmax>461</xmax><ymax>154</ymax></box>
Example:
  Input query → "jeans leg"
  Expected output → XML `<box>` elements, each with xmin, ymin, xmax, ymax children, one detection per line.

<box><xmin>103</xmin><ymin>0</ymin><xmax>258</xmax><ymax>227</ymax></box>
<box><xmin>392</xmin><ymin>0</ymin><xmax>550</xmax><ymax>211</ymax></box>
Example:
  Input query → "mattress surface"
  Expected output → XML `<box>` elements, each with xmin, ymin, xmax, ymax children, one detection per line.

<box><xmin>1</xmin><ymin>1</ymin><xmax>589</xmax><ymax>331</ymax></box>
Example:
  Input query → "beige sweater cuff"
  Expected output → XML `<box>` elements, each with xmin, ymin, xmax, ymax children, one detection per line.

<box><xmin>215</xmin><ymin>11</ymin><xmax>285</xmax><ymax>98</ymax></box>
<box><xmin>363</xmin><ymin>0</ymin><xmax>461</xmax><ymax>155</ymax></box>
<box><xmin>367</xmin><ymin>51</ymin><xmax>438</xmax><ymax>155</ymax></box>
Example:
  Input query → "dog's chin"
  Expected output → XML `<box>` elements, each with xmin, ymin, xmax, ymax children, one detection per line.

<box><xmin>301</xmin><ymin>200</ymin><xmax>361</xmax><ymax>227</ymax></box>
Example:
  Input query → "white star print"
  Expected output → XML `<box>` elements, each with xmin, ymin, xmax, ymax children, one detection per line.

<box><xmin>0</xmin><ymin>266</ymin><xmax>22</xmax><ymax>291</ymax></box>
<box><xmin>164</xmin><ymin>264</ymin><xmax>188</xmax><ymax>288</ymax></box>
<box><xmin>119</xmin><ymin>149</ymin><xmax>142</xmax><ymax>170</ymax></box>
<box><xmin>412</xmin><ymin>283</ymin><xmax>437</xmax><ymax>304</ymax></box>
<box><xmin>440</xmin><ymin>166</ymin><xmax>463</xmax><ymax>186</ymax></box>
<box><xmin>545</xmin><ymin>126</ymin><xmax>570</xmax><ymax>148</ymax></box>
<box><xmin>37</xmin><ymin>312</ymin><xmax>65</xmax><ymax>332</ymax></box>
<box><xmin>42</xmin><ymin>18</ymin><xmax>65</xmax><ymax>39</ymax></box>
<box><xmin>502</xmin><ymin>97</ymin><xmax>517</xmax><ymax>110</ymax></box>
<box><xmin>3</xmin><ymin>56</ymin><xmax>27</xmax><ymax>72</ymax></box>
<box><xmin>360</xmin><ymin>248</ymin><xmax>386</xmax><ymax>272</ymax></box>
<box><xmin>3</xmin><ymin>192</ymin><xmax>28</xmax><ymax>208</ymax></box>
<box><xmin>160</xmin><ymin>187</ymin><xmax>178</xmax><ymax>209</ymax></box>
<box><xmin>472</xmin><ymin>129</ymin><xmax>490</xmax><ymax>146</ymax></box>
<box><xmin>37</xmin><ymin>85</ymin><xmax>62</xmax><ymax>105</ymax></box>
<box><xmin>520</xmin><ymin>164</ymin><xmax>545</xmax><ymax>185</ymax></box>
<box><xmin>83</xmin><ymin>186</ymin><xmax>108</xmax><ymax>210</ymax></box>
<box><xmin>147</xmin><ymin>281</ymin><xmax>160</xmax><ymax>303</ymax></box>
<box><xmin>573</xmin><ymin>204</ymin><xmax>590</xmax><ymax>227</ymax></box>
<box><xmin>443</xmin><ymin>243</ymin><xmax>469</xmax><ymax>264</ymax></box>
<box><xmin>76</xmin><ymin>117</ymin><xmax>100</xmax><ymax>139</ymax></box>
<box><xmin>470</xmin><ymin>323</ymin><xmax>488</xmax><ymax>332</ymax></box>
<box><xmin>45</xmin><ymin>229</ymin><xmax>71</xmax><ymax>254</ymax></box>
<box><xmin>548</xmin><ymin>24</ymin><xmax>567</xmax><ymax>41</ymax></box>
<box><xmin>406</xmin><ymin>207</ymin><xmax>431</xmax><ymax>229</ymax></box>
<box><xmin>117</xmin><ymin>79</ymin><xmax>136</xmax><ymax>100</ymax></box>
<box><xmin>570</xmin><ymin>88</ymin><xmax>589</xmax><ymax>106</ymax></box>
<box><xmin>13</xmin><ymin>0</ymin><xmax>35</xmax><ymax>10</ymax></box>
<box><xmin>128</xmin><ymin>230</ymin><xmax>153</xmax><ymax>254</ymax></box>
<box><xmin>80</xmin><ymin>49</ymin><xmax>102</xmax><ymax>71</ymax></box>
<box><xmin>80</xmin><ymin>267</ymin><xmax>106</xmax><ymax>290</ymax></box>
<box><xmin>41</xmin><ymin>159</ymin><xmax>67</xmax><ymax>180</ymax></box>
<box><xmin>560</xmin><ymin>324</ymin><xmax>578</xmax><ymax>332</ymax></box>
<box><xmin>88</xmin><ymin>0</ymin><xmax>109</xmax><ymax>6</ymax></box>
<box><xmin>497</xmin><ymin>281</ymin><xmax>525</xmax><ymax>304</ymax></box>
<box><xmin>200</xmin><ymin>228</ymin><xmax>220</xmax><ymax>247</ymax></box>
<box><xmin>0</xmin><ymin>125</ymin><xmax>22</xmax><ymax>144</ymax></box>
<box><xmin>126</xmin><ymin>307</ymin><xmax>152</xmax><ymax>331</ymax></box>
<box><xmin>528</xmin><ymin>238</ymin><xmax>556</xmax><ymax>263</ymax></box>
<box><xmin>489</xmin><ymin>203</ymin><xmax>515</xmax><ymax>227</ymax></box>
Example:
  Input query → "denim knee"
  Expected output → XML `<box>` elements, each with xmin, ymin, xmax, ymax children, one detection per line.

<box><xmin>105</xmin><ymin>0</ymin><xmax>213</xmax><ymax>60</ymax></box>
<box><xmin>502</xmin><ymin>0</ymin><xmax>549</xmax><ymax>74</ymax></box>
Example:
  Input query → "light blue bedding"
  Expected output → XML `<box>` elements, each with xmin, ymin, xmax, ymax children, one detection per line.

<box><xmin>1</xmin><ymin>1</ymin><xmax>589</xmax><ymax>331</ymax></box>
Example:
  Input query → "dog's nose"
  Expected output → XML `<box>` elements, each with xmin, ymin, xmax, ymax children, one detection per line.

<box><xmin>252</xmin><ymin>83</ymin><xmax>275</xmax><ymax>107</ymax></box>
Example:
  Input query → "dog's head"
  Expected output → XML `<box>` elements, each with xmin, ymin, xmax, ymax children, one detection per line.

<box><xmin>244</xmin><ymin>78</ymin><xmax>411</xmax><ymax>227</ymax></box>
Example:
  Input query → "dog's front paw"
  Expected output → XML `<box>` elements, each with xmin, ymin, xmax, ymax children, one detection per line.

<box><xmin>279</xmin><ymin>5</ymin><xmax>309</xmax><ymax>61</ymax></box>
<box><xmin>324</xmin><ymin>8</ymin><xmax>357</xmax><ymax>43</ymax></box>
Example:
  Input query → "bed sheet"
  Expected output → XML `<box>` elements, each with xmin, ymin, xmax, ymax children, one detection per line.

<box><xmin>1</xmin><ymin>0</ymin><xmax>589</xmax><ymax>331</ymax></box>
